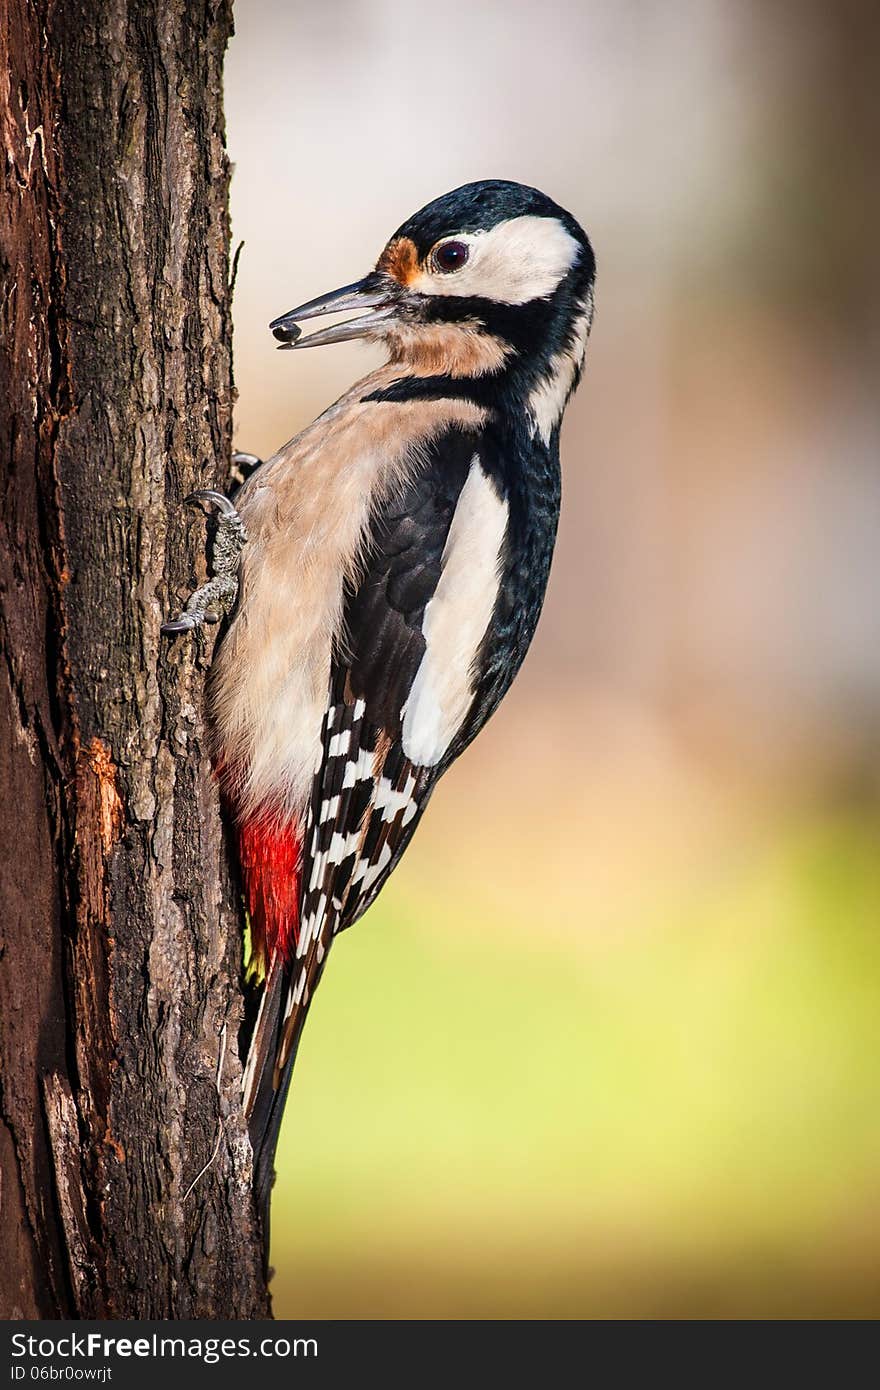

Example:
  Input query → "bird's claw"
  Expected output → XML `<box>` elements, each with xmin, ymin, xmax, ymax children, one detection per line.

<box><xmin>161</xmin><ymin>613</ymin><xmax>200</xmax><ymax>636</ymax></box>
<box><xmin>162</xmin><ymin>490</ymin><xmax>247</xmax><ymax>639</ymax></box>
<box><xmin>186</xmin><ymin>488</ymin><xmax>240</xmax><ymax>520</ymax></box>
<box><xmin>231</xmin><ymin>452</ymin><xmax>263</xmax><ymax>484</ymax></box>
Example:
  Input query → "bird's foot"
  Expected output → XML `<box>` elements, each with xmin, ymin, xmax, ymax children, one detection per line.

<box><xmin>161</xmin><ymin>490</ymin><xmax>247</xmax><ymax>637</ymax></box>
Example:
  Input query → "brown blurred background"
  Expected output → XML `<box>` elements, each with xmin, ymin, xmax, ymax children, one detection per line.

<box><xmin>226</xmin><ymin>0</ymin><xmax>880</xmax><ymax>1317</ymax></box>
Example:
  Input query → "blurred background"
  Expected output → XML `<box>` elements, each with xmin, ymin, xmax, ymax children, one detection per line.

<box><xmin>226</xmin><ymin>0</ymin><xmax>880</xmax><ymax>1317</ymax></box>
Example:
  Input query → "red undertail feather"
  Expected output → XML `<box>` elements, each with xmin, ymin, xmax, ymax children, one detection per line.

<box><xmin>237</xmin><ymin>815</ymin><xmax>301</xmax><ymax>970</ymax></box>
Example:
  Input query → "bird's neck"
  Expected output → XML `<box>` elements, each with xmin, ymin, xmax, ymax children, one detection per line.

<box><xmin>375</xmin><ymin>292</ymin><xmax>592</xmax><ymax>442</ymax></box>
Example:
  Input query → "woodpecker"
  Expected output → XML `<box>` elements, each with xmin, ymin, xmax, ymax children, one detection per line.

<box><xmin>163</xmin><ymin>179</ymin><xmax>596</xmax><ymax>1230</ymax></box>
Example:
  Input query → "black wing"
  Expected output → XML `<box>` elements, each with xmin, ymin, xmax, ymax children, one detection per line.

<box><xmin>246</xmin><ymin>421</ymin><xmax>560</xmax><ymax>1242</ymax></box>
<box><xmin>271</xmin><ymin>426</ymin><xmax>480</xmax><ymax>1074</ymax></box>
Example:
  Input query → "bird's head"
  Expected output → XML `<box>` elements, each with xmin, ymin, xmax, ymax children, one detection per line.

<box><xmin>272</xmin><ymin>180</ymin><xmax>595</xmax><ymax>424</ymax></box>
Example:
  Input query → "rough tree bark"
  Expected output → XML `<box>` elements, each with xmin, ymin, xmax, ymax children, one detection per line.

<box><xmin>0</xmin><ymin>0</ymin><xmax>270</xmax><ymax>1317</ymax></box>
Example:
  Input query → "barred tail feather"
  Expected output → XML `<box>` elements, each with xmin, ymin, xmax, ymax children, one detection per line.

<box><xmin>243</xmin><ymin>957</ymin><xmax>293</xmax><ymax>1250</ymax></box>
<box><xmin>241</xmin><ymin>954</ymin><xmax>286</xmax><ymax>1124</ymax></box>
<box><xmin>243</xmin><ymin>945</ymin><xmax>333</xmax><ymax>1257</ymax></box>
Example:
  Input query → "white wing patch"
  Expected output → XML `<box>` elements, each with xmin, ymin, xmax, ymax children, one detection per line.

<box><xmin>401</xmin><ymin>457</ymin><xmax>508</xmax><ymax>766</ymax></box>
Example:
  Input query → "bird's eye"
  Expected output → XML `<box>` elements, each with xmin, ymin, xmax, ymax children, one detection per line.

<box><xmin>431</xmin><ymin>240</ymin><xmax>469</xmax><ymax>274</ymax></box>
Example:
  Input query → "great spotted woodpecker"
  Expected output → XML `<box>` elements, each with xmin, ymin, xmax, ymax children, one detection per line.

<box><xmin>163</xmin><ymin>179</ymin><xmax>595</xmax><ymax>1229</ymax></box>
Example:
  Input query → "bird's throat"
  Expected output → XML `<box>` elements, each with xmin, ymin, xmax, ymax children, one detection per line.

<box><xmin>383</xmin><ymin>320</ymin><xmax>512</xmax><ymax>379</ymax></box>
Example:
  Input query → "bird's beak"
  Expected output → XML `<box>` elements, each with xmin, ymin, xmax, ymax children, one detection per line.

<box><xmin>270</xmin><ymin>274</ymin><xmax>399</xmax><ymax>350</ymax></box>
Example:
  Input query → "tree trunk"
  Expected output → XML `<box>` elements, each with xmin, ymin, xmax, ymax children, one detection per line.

<box><xmin>0</xmin><ymin>0</ymin><xmax>269</xmax><ymax>1318</ymax></box>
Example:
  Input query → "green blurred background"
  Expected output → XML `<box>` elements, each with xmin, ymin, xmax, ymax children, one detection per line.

<box><xmin>226</xmin><ymin>0</ymin><xmax>880</xmax><ymax>1317</ymax></box>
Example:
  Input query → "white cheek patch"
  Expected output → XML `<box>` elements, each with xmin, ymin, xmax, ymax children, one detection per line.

<box><xmin>402</xmin><ymin>457</ymin><xmax>508</xmax><ymax>767</ymax></box>
<box><xmin>408</xmin><ymin>215</ymin><xmax>582</xmax><ymax>306</ymax></box>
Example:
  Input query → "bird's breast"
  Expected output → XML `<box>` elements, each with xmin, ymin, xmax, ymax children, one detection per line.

<box><xmin>207</xmin><ymin>371</ymin><xmax>489</xmax><ymax>825</ymax></box>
